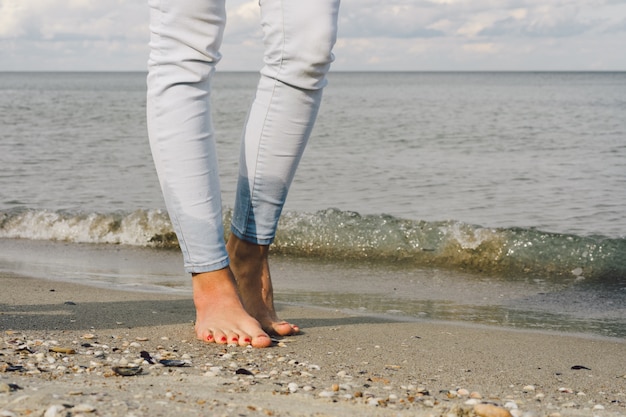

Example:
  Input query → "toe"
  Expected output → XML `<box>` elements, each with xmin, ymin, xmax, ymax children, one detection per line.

<box><xmin>227</xmin><ymin>332</ymin><xmax>240</xmax><ymax>345</ymax></box>
<box><xmin>269</xmin><ymin>321</ymin><xmax>299</xmax><ymax>337</ymax></box>
<box><xmin>251</xmin><ymin>333</ymin><xmax>272</xmax><ymax>348</ymax></box>
<box><xmin>213</xmin><ymin>330</ymin><xmax>228</xmax><ymax>344</ymax></box>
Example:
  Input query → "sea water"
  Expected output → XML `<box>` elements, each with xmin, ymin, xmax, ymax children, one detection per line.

<box><xmin>1</xmin><ymin>72</ymin><xmax>625</xmax><ymax>337</ymax></box>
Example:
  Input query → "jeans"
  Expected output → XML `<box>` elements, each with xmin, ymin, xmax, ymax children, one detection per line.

<box><xmin>147</xmin><ymin>0</ymin><xmax>340</xmax><ymax>273</ymax></box>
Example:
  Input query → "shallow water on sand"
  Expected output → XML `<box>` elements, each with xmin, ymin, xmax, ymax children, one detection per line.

<box><xmin>1</xmin><ymin>239</ymin><xmax>624</xmax><ymax>339</ymax></box>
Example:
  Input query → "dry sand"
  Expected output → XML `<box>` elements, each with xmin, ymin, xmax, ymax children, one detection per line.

<box><xmin>1</xmin><ymin>272</ymin><xmax>625</xmax><ymax>417</ymax></box>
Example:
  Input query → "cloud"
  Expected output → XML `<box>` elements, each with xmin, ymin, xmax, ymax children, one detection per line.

<box><xmin>339</xmin><ymin>2</ymin><xmax>445</xmax><ymax>38</ymax></box>
<box><xmin>0</xmin><ymin>0</ymin><xmax>625</xmax><ymax>71</ymax></box>
<box><xmin>0</xmin><ymin>0</ymin><xmax>147</xmax><ymax>41</ymax></box>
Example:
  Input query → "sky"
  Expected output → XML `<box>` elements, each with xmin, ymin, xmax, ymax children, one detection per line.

<box><xmin>1</xmin><ymin>0</ymin><xmax>625</xmax><ymax>72</ymax></box>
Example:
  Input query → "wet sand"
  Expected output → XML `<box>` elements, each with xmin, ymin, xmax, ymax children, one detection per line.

<box><xmin>1</xmin><ymin>272</ymin><xmax>625</xmax><ymax>417</ymax></box>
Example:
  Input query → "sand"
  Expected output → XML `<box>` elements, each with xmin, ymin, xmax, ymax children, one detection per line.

<box><xmin>1</xmin><ymin>272</ymin><xmax>625</xmax><ymax>417</ymax></box>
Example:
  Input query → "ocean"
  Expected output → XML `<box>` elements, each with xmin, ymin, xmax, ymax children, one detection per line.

<box><xmin>1</xmin><ymin>71</ymin><xmax>625</xmax><ymax>338</ymax></box>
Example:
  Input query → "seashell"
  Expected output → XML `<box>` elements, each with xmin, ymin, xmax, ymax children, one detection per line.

<box><xmin>159</xmin><ymin>359</ymin><xmax>187</xmax><ymax>367</ymax></box>
<box><xmin>2</xmin><ymin>364</ymin><xmax>24</xmax><ymax>372</ymax></box>
<box><xmin>73</xmin><ymin>403</ymin><xmax>96</xmax><ymax>413</ymax></box>
<box><xmin>140</xmin><ymin>351</ymin><xmax>155</xmax><ymax>364</ymax></box>
<box><xmin>474</xmin><ymin>403</ymin><xmax>513</xmax><ymax>417</ymax></box>
<box><xmin>49</xmin><ymin>347</ymin><xmax>76</xmax><ymax>354</ymax></box>
<box><xmin>112</xmin><ymin>365</ymin><xmax>142</xmax><ymax>376</ymax></box>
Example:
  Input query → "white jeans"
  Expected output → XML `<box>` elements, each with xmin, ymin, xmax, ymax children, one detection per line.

<box><xmin>147</xmin><ymin>0</ymin><xmax>340</xmax><ymax>273</ymax></box>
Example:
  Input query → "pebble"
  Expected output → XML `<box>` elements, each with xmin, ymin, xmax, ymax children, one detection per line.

<box><xmin>522</xmin><ymin>385</ymin><xmax>535</xmax><ymax>392</ymax></box>
<box><xmin>464</xmin><ymin>398</ymin><xmax>481</xmax><ymax>405</ymax></box>
<box><xmin>474</xmin><ymin>403</ymin><xmax>514</xmax><ymax>417</ymax></box>
<box><xmin>73</xmin><ymin>404</ymin><xmax>96</xmax><ymax>413</ymax></box>
<box><xmin>318</xmin><ymin>391</ymin><xmax>335</xmax><ymax>398</ymax></box>
<box><xmin>287</xmin><ymin>382</ymin><xmax>298</xmax><ymax>393</ymax></box>
<box><xmin>367</xmin><ymin>397</ymin><xmax>383</xmax><ymax>406</ymax></box>
<box><xmin>504</xmin><ymin>401</ymin><xmax>518</xmax><ymax>409</ymax></box>
<box><xmin>44</xmin><ymin>405</ymin><xmax>64</xmax><ymax>417</ymax></box>
<box><xmin>593</xmin><ymin>404</ymin><xmax>605</xmax><ymax>410</ymax></box>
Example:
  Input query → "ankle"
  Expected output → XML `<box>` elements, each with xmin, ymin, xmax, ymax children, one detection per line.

<box><xmin>227</xmin><ymin>234</ymin><xmax>269</xmax><ymax>263</ymax></box>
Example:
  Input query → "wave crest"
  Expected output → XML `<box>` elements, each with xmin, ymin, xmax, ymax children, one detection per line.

<box><xmin>1</xmin><ymin>208</ymin><xmax>624</xmax><ymax>280</ymax></box>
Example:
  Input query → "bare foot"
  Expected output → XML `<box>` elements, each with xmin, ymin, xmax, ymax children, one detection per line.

<box><xmin>227</xmin><ymin>234</ymin><xmax>299</xmax><ymax>336</ymax></box>
<box><xmin>193</xmin><ymin>268</ymin><xmax>272</xmax><ymax>348</ymax></box>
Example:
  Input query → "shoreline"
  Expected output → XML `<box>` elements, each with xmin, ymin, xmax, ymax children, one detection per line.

<box><xmin>1</xmin><ymin>272</ymin><xmax>625</xmax><ymax>416</ymax></box>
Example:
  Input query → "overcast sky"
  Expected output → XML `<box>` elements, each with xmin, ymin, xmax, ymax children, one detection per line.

<box><xmin>1</xmin><ymin>0</ymin><xmax>625</xmax><ymax>71</ymax></box>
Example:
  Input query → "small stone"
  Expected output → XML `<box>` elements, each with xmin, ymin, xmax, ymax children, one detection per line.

<box><xmin>504</xmin><ymin>401</ymin><xmax>518</xmax><ymax>409</ymax></box>
<box><xmin>474</xmin><ymin>403</ymin><xmax>513</xmax><ymax>417</ymax></box>
<box><xmin>49</xmin><ymin>347</ymin><xmax>76</xmax><ymax>354</ymax></box>
<box><xmin>593</xmin><ymin>404</ymin><xmax>605</xmax><ymax>410</ymax></box>
<box><xmin>367</xmin><ymin>397</ymin><xmax>382</xmax><ymax>406</ymax></box>
<box><xmin>112</xmin><ymin>365</ymin><xmax>142</xmax><ymax>376</ymax></box>
<box><xmin>560</xmin><ymin>402</ymin><xmax>576</xmax><ymax>408</ymax></box>
<box><xmin>287</xmin><ymin>382</ymin><xmax>298</xmax><ymax>393</ymax></box>
<box><xmin>470</xmin><ymin>391</ymin><xmax>483</xmax><ymax>399</ymax></box>
<box><xmin>465</xmin><ymin>398</ymin><xmax>481</xmax><ymax>405</ymax></box>
<box><xmin>457</xmin><ymin>388</ymin><xmax>470</xmax><ymax>396</ymax></box>
<box><xmin>82</xmin><ymin>334</ymin><xmax>95</xmax><ymax>339</ymax></box>
<box><xmin>318</xmin><ymin>391</ymin><xmax>335</xmax><ymax>398</ymax></box>
<box><xmin>558</xmin><ymin>387</ymin><xmax>573</xmax><ymax>394</ymax></box>
<box><xmin>331</xmin><ymin>384</ymin><xmax>339</xmax><ymax>392</ymax></box>
<box><xmin>522</xmin><ymin>385</ymin><xmax>535</xmax><ymax>392</ymax></box>
<box><xmin>73</xmin><ymin>404</ymin><xmax>96</xmax><ymax>413</ymax></box>
<box><xmin>44</xmin><ymin>405</ymin><xmax>63</xmax><ymax>417</ymax></box>
<box><xmin>136</xmin><ymin>337</ymin><xmax>149</xmax><ymax>341</ymax></box>
<box><xmin>302</xmin><ymin>385</ymin><xmax>314</xmax><ymax>392</ymax></box>
<box><xmin>423</xmin><ymin>400</ymin><xmax>435</xmax><ymax>408</ymax></box>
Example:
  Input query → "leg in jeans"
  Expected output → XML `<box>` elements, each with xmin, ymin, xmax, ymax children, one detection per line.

<box><xmin>228</xmin><ymin>0</ymin><xmax>340</xmax><ymax>336</ymax></box>
<box><xmin>147</xmin><ymin>0</ymin><xmax>270</xmax><ymax>348</ymax></box>
<box><xmin>147</xmin><ymin>0</ymin><xmax>340</xmax><ymax>347</ymax></box>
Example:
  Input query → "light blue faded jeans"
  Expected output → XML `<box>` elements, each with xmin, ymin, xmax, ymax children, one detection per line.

<box><xmin>147</xmin><ymin>0</ymin><xmax>340</xmax><ymax>273</ymax></box>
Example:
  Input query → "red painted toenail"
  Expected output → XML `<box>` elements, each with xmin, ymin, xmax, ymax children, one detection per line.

<box><xmin>243</xmin><ymin>338</ymin><xmax>251</xmax><ymax>343</ymax></box>
<box><xmin>207</xmin><ymin>335</ymin><xmax>213</xmax><ymax>341</ymax></box>
<box><xmin>220</xmin><ymin>336</ymin><xmax>227</xmax><ymax>342</ymax></box>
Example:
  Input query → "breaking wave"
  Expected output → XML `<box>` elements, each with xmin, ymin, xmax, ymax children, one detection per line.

<box><xmin>1</xmin><ymin>208</ymin><xmax>624</xmax><ymax>281</ymax></box>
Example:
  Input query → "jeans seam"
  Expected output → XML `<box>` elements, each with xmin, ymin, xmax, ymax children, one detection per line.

<box><xmin>244</xmin><ymin>0</ymin><xmax>287</xmax><ymax>240</ymax></box>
